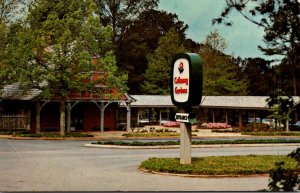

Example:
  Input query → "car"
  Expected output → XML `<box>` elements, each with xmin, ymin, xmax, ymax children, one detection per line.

<box><xmin>261</xmin><ymin>118</ymin><xmax>284</xmax><ymax>128</ymax></box>
<box><xmin>289</xmin><ymin>121</ymin><xmax>300</xmax><ymax>130</ymax></box>
<box><xmin>138</xmin><ymin>118</ymin><xmax>150</xmax><ymax>124</ymax></box>
<box><xmin>248</xmin><ymin>118</ymin><xmax>261</xmax><ymax>123</ymax></box>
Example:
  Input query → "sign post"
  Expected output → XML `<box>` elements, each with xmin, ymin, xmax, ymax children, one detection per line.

<box><xmin>171</xmin><ymin>53</ymin><xmax>202</xmax><ymax>164</ymax></box>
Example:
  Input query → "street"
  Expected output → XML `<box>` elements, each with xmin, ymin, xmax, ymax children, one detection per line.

<box><xmin>0</xmin><ymin>139</ymin><xmax>299</xmax><ymax>191</ymax></box>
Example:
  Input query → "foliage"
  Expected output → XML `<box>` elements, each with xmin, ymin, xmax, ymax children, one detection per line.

<box><xmin>16</xmin><ymin>132</ymin><xmax>94</xmax><ymax>138</ymax></box>
<box><xmin>241</xmin><ymin>132</ymin><xmax>300</xmax><ymax>136</ymax></box>
<box><xmin>141</xmin><ymin>28</ymin><xmax>186</xmax><ymax>94</ymax></box>
<box><xmin>93</xmin><ymin>139</ymin><xmax>300</xmax><ymax>146</ymax></box>
<box><xmin>241</xmin><ymin>57</ymin><xmax>276</xmax><ymax>95</ymax></box>
<box><xmin>199</xmin><ymin>30</ymin><xmax>248</xmax><ymax>95</ymax></box>
<box><xmin>268</xmin><ymin>148</ymin><xmax>300</xmax><ymax>191</ymax></box>
<box><xmin>0</xmin><ymin>0</ymin><xmax>27</xmax><ymax>23</ymax></box>
<box><xmin>2</xmin><ymin>0</ymin><xmax>128</xmax><ymax>136</ymax></box>
<box><xmin>122</xmin><ymin>132</ymin><xmax>180</xmax><ymax>138</ymax></box>
<box><xmin>94</xmin><ymin>0</ymin><xmax>158</xmax><ymax>43</ymax></box>
<box><xmin>140</xmin><ymin>155</ymin><xmax>296</xmax><ymax>176</ymax></box>
<box><xmin>116</xmin><ymin>9</ymin><xmax>191</xmax><ymax>94</ymax></box>
<box><xmin>214</xmin><ymin>0</ymin><xmax>300</xmax><ymax>96</ymax></box>
<box><xmin>266</xmin><ymin>90</ymin><xmax>294</xmax><ymax>130</ymax></box>
<box><xmin>243</xmin><ymin>122</ymin><xmax>272</xmax><ymax>132</ymax></box>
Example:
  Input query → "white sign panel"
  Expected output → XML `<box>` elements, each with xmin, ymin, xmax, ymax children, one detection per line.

<box><xmin>172</xmin><ymin>58</ymin><xmax>190</xmax><ymax>103</ymax></box>
<box><xmin>175</xmin><ymin>113</ymin><xmax>189</xmax><ymax>123</ymax></box>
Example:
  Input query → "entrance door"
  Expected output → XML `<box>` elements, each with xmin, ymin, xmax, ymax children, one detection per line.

<box><xmin>71</xmin><ymin>104</ymin><xmax>84</xmax><ymax>131</ymax></box>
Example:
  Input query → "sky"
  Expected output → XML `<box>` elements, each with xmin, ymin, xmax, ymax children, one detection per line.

<box><xmin>158</xmin><ymin>0</ymin><xmax>268</xmax><ymax>59</ymax></box>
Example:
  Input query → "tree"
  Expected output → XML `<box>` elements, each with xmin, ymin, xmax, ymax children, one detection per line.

<box><xmin>3</xmin><ymin>0</ymin><xmax>127</xmax><ymax>136</ymax></box>
<box><xmin>266</xmin><ymin>89</ymin><xmax>294</xmax><ymax>131</ymax></box>
<box><xmin>0</xmin><ymin>0</ymin><xmax>26</xmax><ymax>23</ymax></box>
<box><xmin>213</xmin><ymin>0</ymin><xmax>300</xmax><ymax>96</ymax></box>
<box><xmin>117</xmin><ymin>9</ymin><xmax>190</xmax><ymax>94</ymax></box>
<box><xmin>241</xmin><ymin>57</ymin><xmax>275</xmax><ymax>95</ymax></box>
<box><xmin>200</xmin><ymin>30</ymin><xmax>248</xmax><ymax>95</ymax></box>
<box><xmin>141</xmin><ymin>28</ymin><xmax>186</xmax><ymax>95</ymax></box>
<box><xmin>93</xmin><ymin>0</ymin><xmax>158</xmax><ymax>43</ymax></box>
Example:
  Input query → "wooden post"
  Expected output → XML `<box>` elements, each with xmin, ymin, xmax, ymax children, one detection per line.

<box><xmin>239</xmin><ymin>110</ymin><xmax>243</xmax><ymax>129</ymax></box>
<box><xmin>126</xmin><ymin>104</ymin><xmax>131</xmax><ymax>132</ymax></box>
<box><xmin>212</xmin><ymin>110</ymin><xmax>215</xmax><ymax>123</ymax></box>
<box><xmin>60</xmin><ymin>100</ymin><xmax>66</xmax><ymax>137</ymax></box>
<box><xmin>225</xmin><ymin>111</ymin><xmax>228</xmax><ymax>124</ymax></box>
<box><xmin>179</xmin><ymin>108</ymin><xmax>192</xmax><ymax>164</ymax></box>
<box><xmin>66</xmin><ymin>103</ymin><xmax>72</xmax><ymax>133</ymax></box>
<box><xmin>36</xmin><ymin>100</ymin><xmax>41</xmax><ymax>134</ymax></box>
<box><xmin>253</xmin><ymin>111</ymin><xmax>257</xmax><ymax>131</ymax></box>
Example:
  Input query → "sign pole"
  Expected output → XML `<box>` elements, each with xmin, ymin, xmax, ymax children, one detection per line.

<box><xmin>171</xmin><ymin>53</ymin><xmax>202</xmax><ymax>165</ymax></box>
<box><xmin>179</xmin><ymin>108</ymin><xmax>192</xmax><ymax>164</ymax></box>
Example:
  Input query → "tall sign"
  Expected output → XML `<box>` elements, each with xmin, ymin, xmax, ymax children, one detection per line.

<box><xmin>170</xmin><ymin>53</ymin><xmax>203</xmax><ymax>165</ymax></box>
<box><xmin>171</xmin><ymin>53</ymin><xmax>202</xmax><ymax>108</ymax></box>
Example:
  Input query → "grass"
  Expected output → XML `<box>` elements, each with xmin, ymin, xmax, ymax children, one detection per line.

<box><xmin>92</xmin><ymin>139</ymin><xmax>300</xmax><ymax>146</ymax></box>
<box><xmin>242</xmin><ymin>132</ymin><xmax>300</xmax><ymax>136</ymax></box>
<box><xmin>140</xmin><ymin>155</ymin><xmax>298</xmax><ymax>176</ymax></box>
<box><xmin>15</xmin><ymin>132</ymin><xmax>94</xmax><ymax>138</ymax></box>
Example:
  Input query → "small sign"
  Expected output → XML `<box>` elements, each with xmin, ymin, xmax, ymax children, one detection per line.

<box><xmin>175</xmin><ymin>113</ymin><xmax>189</xmax><ymax>123</ymax></box>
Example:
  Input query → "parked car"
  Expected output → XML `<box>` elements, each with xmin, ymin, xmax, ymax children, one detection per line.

<box><xmin>261</xmin><ymin>118</ymin><xmax>284</xmax><ymax>128</ymax></box>
<box><xmin>289</xmin><ymin>121</ymin><xmax>300</xmax><ymax>130</ymax></box>
<box><xmin>138</xmin><ymin>118</ymin><xmax>150</xmax><ymax>124</ymax></box>
<box><xmin>248</xmin><ymin>118</ymin><xmax>261</xmax><ymax>123</ymax></box>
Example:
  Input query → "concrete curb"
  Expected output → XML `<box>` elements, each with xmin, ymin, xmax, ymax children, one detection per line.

<box><xmin>85</xmin><ymin>143</ymin><xmax>300</xmax><ymax>149</ymax></box>
<box><xmin>138</xmin><ymin>167</ymin><xmax>269</xmax><ymax>178</ymax></box>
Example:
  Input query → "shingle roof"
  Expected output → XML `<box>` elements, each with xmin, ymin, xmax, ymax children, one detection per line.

<box><xmin>1</xmin><ymin>84</ymin><xmax>42</xmax><ymax>100</ymax></box>
<box><xmin>130</xmin><ymin>95</ymin><xmax>300</xmax><ymax>110</ymax></box>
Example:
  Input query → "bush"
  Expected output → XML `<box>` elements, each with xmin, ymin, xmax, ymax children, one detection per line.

<box><xmin>243</xmin><ymin>122</ymin><xmax>270</xmax><ymax>132</ymax></box>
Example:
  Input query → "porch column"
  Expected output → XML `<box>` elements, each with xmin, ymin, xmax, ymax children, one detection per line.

<box><xmin>36</xmin><ymin>100</ymin><xmax>49</xmax><ymax>134</ymax></box>
<box><xmin>253</xmin><ymin>111</ymin><xmax>257</xmax><ymax>130</ymax></box>
<box><xmin>212</xmin><ymin>110</ymin><xmax>215</xmax><ymax>123</ymax></box>
<box><xmin>27</xmin><ymin>109</ymin><xmax>31</xmax><ymax>131</ymax></box>
<box><xmin>239</xmin><ymin>110</ymin><xmax>243</xmax><ymax>128</ymax></box>
<box><xmin>159</xmin><ymin>109</ymin><xmax>162</xmax><ymax>125</ymax></box>
<box><xmin>93</xmin><ymin>101</ymin><xmax>111</xmax><ymax>132</ymax></box>
<box><xmin>225</xmin><ymin>110</ymin><xmax>228</xmax><ymax>124</ymax></box>
<box><xmin>126</xmin><ymin>104</ymin><xmax>131</xmax><ymax>132</ymax></box>
<box><xmin>137</xmin><ymin>109</ymin><xmax>140</xmax><ymax>125</ymax></box>
<box><xmin>66</xmin><ymin>103</ymin><xmax>72</xmax><ymax>133</ymax></box>
<box><xmin>66</xmin><ymin>102</ymin><xmax>78</xmax><ymax>133</ymax></box>
<box><xmin>36</xmin><ymin>100</ymin><xmax>41</xmax><ymax>134</ymax></box>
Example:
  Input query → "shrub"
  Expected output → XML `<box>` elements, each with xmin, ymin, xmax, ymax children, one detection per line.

<box><xmin>206</xmin><ymin>122</ymin><xmax>231</xmax><ymax>129</ymax></box>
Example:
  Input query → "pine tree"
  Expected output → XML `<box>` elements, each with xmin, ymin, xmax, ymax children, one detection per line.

<box><xmin>141</xmin><ymin>28</ymin><xmax>186</xmax><ymax>95</ymax></box>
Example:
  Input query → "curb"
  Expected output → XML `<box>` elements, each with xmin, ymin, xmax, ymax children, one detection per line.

<box><xmin>85</xmin><ymin>143</ymin><xmax>300</xmax><ymax>149</ymax></box>
<box><xmin>138</xmin><ymin>167</ymin><xmax>269</xmax><ymax>178</ymax></box>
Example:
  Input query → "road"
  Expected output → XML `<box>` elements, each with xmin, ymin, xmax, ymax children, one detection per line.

<box><xmin>0</xmin><ymin>139</ymin><xmax>299</xmax><ymax>191</ymax></box>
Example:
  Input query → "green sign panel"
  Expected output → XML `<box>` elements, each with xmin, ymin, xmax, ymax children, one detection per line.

<box><xmin>171</xmin><ymin>53</ymin><xmax>203</xmax><ymax>108</ymax></box>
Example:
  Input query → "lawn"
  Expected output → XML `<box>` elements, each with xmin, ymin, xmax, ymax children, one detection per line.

<box><xmin>140</xmin><ymin>155</ymin><xmax>298</xmax><ymax>176</ymax></box>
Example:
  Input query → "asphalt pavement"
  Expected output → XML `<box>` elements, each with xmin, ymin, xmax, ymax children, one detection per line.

<box><xmin>1</xmin><ymin>138</ymin><xmax>300</xmax><ymax>191</ymax></box>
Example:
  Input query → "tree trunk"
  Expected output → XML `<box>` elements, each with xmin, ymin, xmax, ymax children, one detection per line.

<box><xmin>60</xmin><ymin>100</ymin><xmax>66</xmax><ymax>137</ymax></box>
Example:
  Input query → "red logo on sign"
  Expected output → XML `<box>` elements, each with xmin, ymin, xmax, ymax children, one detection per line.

<box><xmin>178</xmin><ymin>62</ymin><xmax>184</xmax><ymax>74</ymax></box>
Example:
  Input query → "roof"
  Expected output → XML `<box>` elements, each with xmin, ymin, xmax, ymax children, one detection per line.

<box><xmin>1</xmin><ymin>84</ymin><xmax>135</xmax><ymax>103</ymax></box>
<box><xmin>1</xmin><ymin>84</ymin><xmax>41</xmax><ymax>100</ymax></box>
<box><xmin>130</xmin><ymin>95</ymin><xmax>300</xmax><ymax>110</ymax></box>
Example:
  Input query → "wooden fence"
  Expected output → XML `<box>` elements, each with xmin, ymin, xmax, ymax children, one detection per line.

<box><xmin>0</xmin><ymin>115</ymin><xmax>27</xmax><ymax>130</ymax></box>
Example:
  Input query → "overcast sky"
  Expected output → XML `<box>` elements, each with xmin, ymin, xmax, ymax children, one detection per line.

<box><xmin>158</xmin><ymin>0</ymin><xmax>268</xmax><ymax>59</ymax></box>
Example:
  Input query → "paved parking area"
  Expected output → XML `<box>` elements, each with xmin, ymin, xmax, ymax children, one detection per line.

<box><xmin>1</xmin><ymin>139</ymin><xmax>298</xmax><ymax>191</ymax></box>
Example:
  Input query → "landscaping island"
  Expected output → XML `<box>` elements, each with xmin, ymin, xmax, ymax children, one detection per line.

<box><xmin>139</xmin><ymin>155</ymin><xmax>297</xmax><ymax>177</ymax></box>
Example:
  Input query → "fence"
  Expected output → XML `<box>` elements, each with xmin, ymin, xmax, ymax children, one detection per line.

<box><xmin>0</xmin><ymin>115</ymin><xmax>27</xmax><ymax>130</ymax></box>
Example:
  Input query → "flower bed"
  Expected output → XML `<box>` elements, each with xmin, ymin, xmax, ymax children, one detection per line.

<box><xmin>206</xmin><ymin>122</ymin><xmax>232</xmax><ymax>129</ymax></box>
<box><xmin>163</xmin><ymin>121</ymin><xmax>180</xmax><ymax>127</ymax></box>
